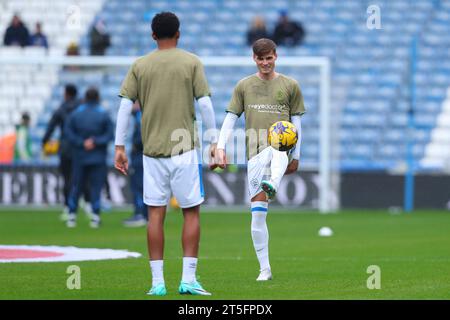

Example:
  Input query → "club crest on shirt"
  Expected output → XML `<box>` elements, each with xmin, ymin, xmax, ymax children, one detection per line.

<box><xmin>276</xmin><ymin>90</ymin><xmax>284</xmax><ymax>103</ymax></box>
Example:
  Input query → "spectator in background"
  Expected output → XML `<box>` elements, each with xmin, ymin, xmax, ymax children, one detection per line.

<box><xmin>14</xmin><ymin>112</ymin><xmax>32</xmax><ymax>162</ymax></box>
<box><xmin>29</xmin><ymin>22</ymin><xmax>49</xmax><ymax>49</ymax></box>
<box><xmin>42</xmin><ymin>84</ymin><xmax>93</xmax><ymax>219</ymax></box>
<box><xmin>65</xmin><ymin>42</ymin><xmax>80</xmax><ymax>71</ymax></box>
<box><xmin>272</xmin><ymin>10</ymin><xmax>305</xmax><ymax>47</ymax></box>
<box><xmin>123</xmin><ymin>101</ymin><xmax>148</xmax><ymax>227</ymax></box>
<box><xmin>89</xmin><ymin>18</ymin><xmax>110</xmax><ymax>55</ymax></box>
<box><xmin>3</xmin><ymin>14</ymin><xmax>30</xmax><ymax>47</ymax></box>
<box><xmin>66</xmin><ymin>41</ymin><xmax>79</xmax><ymax>56</ymax></box>
<box><xmin>65</xmin><ymin>87</ymin><xmax>114</xmax><ymax>228</ymax></box>
<box><xmin>247</xmin><ymin>16</ymin><xmax>270</xmax><ymax>46</ymax></box>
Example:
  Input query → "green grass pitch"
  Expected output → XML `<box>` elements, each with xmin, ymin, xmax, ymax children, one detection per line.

<box><xmin>0</xmin><ymin>208</ymin><xmax>449</xmax><ymax>299</ymax></box>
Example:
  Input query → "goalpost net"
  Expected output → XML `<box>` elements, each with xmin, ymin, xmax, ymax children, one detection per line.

<box><xmin>0</xmin><ymin>54</ymin><xmax>336</xmax><ymax>212</ymax></box>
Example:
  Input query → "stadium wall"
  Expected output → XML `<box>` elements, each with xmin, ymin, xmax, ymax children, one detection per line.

<box><xmin>3</xmin><ymin>166</ymin><xmax>450</xmax><ymax>210</ymax></box>
<box><xmin>341</xmin><ymin>172</ymin><xmax>450</xmax><ymax>209</ymax></box>
<box><xmin>0</xmin><ymin>165</ymin><xmax>320</xmax><ymax>209</ymax></box>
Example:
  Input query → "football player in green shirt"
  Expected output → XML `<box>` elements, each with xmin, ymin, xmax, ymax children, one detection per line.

<box><xmin>114</xmin><ymin>12</ymin><xmax>217</xmax><ymax>296</ymax></box>
<box><xmin>216</xmin><ymin>38</ymin><xmax>305</xmax><ymax>281</ymax></box>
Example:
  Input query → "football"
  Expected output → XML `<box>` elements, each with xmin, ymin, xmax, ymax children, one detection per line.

<box><xmin>43</xmin><ymin>140</ymin><xmax>60</xmax><ymax>155</ymax></box>
<box><xmin>268</xmin><ymin>120</ymin><xmax>298</xmax><ymax>151</ymax></box>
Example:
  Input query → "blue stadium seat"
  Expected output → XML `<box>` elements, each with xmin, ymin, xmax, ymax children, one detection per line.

<box><xmin>27</xmin><ymin>0</ymin><xmax>450</xmax><ymax>170</ymax></box>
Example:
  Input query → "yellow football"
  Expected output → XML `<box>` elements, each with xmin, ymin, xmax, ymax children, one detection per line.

<box><xmin>268</xmin><ymin>121</ymin><xmax>298</xmax><ymax>151</ymax></box>
<box><xmin>43</xmin><ymin>140</ymin><xmax>60</xmax><ymax>155</ymax></box>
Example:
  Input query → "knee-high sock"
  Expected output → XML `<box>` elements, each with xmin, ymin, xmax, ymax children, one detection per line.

<box><xmin>270</xmin><ymin>148</ymin><xmax>289</xmax><ymax>190</ymax></box>
<box><xmin>251</xmin><ymin>201</ymin><xmax>270</xmax><ymax>271</ymax></box>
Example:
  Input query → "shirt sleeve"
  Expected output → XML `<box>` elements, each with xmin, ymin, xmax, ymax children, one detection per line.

<box><xmin>114</xmin><ymin>98</ymin><xmax>133</xmax><ymax>146</ymax></box>
<box><xmin>119</xmin><ymin>62</ymin><xmax>138</xmax><ymax>102</ymax></box>
<box><xmin>226</xmin><ymin>81</ymin><xmax>244</xmax><ymax>117</ymax></box>
<box><xmin>193</xmin><ymin>59</ymin><xmax>210</xmax><ymax>99</ymax></box>
<box><xmin>290</xmin><ymin>80</ymin><xmax>306</xmax><ymax>116</ymax></box>
<box><xmin>42</xmin><ymin>108</ymin><xmax>61</xmax><ymax>144</ymax></box>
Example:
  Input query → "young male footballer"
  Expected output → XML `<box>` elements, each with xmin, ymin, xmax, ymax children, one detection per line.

<box><xmin>114</xmin><ymin>12</ymin><xmax>217</xmax><ymax>296</ymax></box>
<box><xmin>215</xmin><ymin>38</ymin><xmax>305</xmax><ymax>281</ymax></box>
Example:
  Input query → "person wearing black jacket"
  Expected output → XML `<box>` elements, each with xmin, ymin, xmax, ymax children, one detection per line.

<box><xmin>272</xmin><ymin>11</ymin><xmax>305</xmax><ymax>47</ymax></box>
<box><xmin>42</xmin><ymin>84</ymin><xmax>92</xmax><ymax>217</ymax></box>
<box><xmin>3</xmin><ymin>14</ymin><xmax>30</xmax><ymax>47</ymax></box>
<box><xmin>89</xmin><ymin>18</ymin><xmax>110</xmax><ymax>56</ymax></box>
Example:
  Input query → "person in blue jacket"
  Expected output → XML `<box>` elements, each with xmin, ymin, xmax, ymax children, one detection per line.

<box><xmin>64</xmin><ymin>87</ymin><xmax>114</xmax><ymax>228</ymax></box>
<box><xmin>123</xmin><ymin>102</ymin><xmax>148</xmax><ymax>227</ymax></box>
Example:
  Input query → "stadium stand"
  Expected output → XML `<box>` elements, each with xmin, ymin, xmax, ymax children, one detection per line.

<box><xmin>1</xmin><ymin>0</ymin><xmax>450</xmax><ymax>171</ymax></box>
<box><xmin>0</xmin><ymin>0</ymin><xmax>105</xmax><ymax>158</ymax></box>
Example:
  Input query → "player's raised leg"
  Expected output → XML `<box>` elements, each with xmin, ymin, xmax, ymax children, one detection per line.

<box><xmin>147</xmin><ymin>205</ymin><xmax>167</xmax><ymax>296</ymax></box>
<box><xmin>261</xmin><ymin>148</ymin><xmax>289</xmax><ymax>200</ymax></box>
<box><xmin>251</xmin><ymin>192</ymin><xmax>272</xmax><ymax>281</ymax></box>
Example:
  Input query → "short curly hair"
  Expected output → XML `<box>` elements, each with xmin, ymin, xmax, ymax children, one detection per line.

<box><xmin>151</xmin><ymin>12</ymin><xmax>180</xmax><ymax>39</ymax></box>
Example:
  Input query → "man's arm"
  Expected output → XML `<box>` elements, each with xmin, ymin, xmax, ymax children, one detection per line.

<box><xmin>291</xmin><ymin>115</ymin><xmax>302</xmax><ymax>160</ymax></box>
<box><xmin>114</xmin><ymin>98</ymin><xmax>133</xmax><ymax>147</ymax></box>
<box><xmin>216</xmin><ymin>112</ymin><xmax>238</xmax><ymax>169</ymax></box>
<box><xmin>114</xmin><ymin>97</ymin><xmax>133</xmax><ymax>175</ymax></box>
<box><xmin>285</xmin><ymin>115</ymin><xmax>302</xmax><ymax>174</ymax></box>
<box><xmin>197</xmin><ymin>96</ymin><xmax>219</xmax><ymax>168</ymax></box>
<box><xmin>217</xmin><ymin>112</ymin><xmax>238</xmax><ymax>150</ymax></box>
<box><xmin>42</xmin><ymin>109</ymin><xmax>61</xmax><ymax>145</ymax></box>
<box><xmin>197</xmin><ymin>96</ymin><xmax>217</xmax><ymax>143</ymax></box>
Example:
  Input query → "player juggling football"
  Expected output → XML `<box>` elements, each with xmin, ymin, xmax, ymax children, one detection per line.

<box><xmin>215</xmin><ymin>38</ymin><xmax>305</xmax><ymax>281</ymax></box>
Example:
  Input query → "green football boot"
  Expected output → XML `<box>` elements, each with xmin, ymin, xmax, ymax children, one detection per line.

<box><xmin>147</xmin><ymin>283</ymin><xmax>167</xmax><ymax>296</ymax></box>
<box><xmin>179</xmin><ymin>280</ymin><xmax>211</xmax><ymax>296</ymax></box>
<box><xmin>261</xmin><ymin>180</ymin><xmax>277</xmax><ymax>200</ymax></box>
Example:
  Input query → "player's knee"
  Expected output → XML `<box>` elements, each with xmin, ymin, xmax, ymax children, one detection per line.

<box><xmin>251</xmin><ymin>193</ymin><xmax>267</xmax><ymax>202</ymax></box>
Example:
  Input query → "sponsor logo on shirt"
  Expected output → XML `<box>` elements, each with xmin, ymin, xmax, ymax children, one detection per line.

<box><xmin>248</xmin><ymin>104</ymin><xmax>285</xmax><ymax>114</ymax></box>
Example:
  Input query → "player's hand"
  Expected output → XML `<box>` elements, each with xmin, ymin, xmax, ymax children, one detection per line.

<box><xmin>215</xmin><ymin>148</ymin><xmax>227</xmax><ymax>169</ymax></box>
<box><xmin>285</xmin><ymin>159</ymin><xmax>299</xmax><ymax>175</ymax></box>
<box><xmin>208</xmin><ymin>143</ymin><xmax>219</xmax><ymax>170</ymax></box>
<box><xmin>84</xmin><ymin>138</ymin><xmax>95</xmax><ymax>151</ymax></box>
<box><xmin>114</xmin><ymin>146</ymin><xmax>128</xmax><ymax>175</ymax></box>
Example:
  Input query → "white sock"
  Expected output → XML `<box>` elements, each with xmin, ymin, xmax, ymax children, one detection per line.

<box><xmin>270</xmin><ymin>147</ymin><xmax>289</xmax><ymax>190</ymax></box>
<box><xmin>182</xmin><ymin>257</ymin><xmax>198</xmax><ymax>283</ymax></box>
<box><xmin>149</xmin><ymin>260</ymin><xmax>164</xmax><ymax>286</ymax></box>
<box><xmin>251</xmin><ymin>201</ymin><xmax>270</xmax><ymax>271</ymax></box>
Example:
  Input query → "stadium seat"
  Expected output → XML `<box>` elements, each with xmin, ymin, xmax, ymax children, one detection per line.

<box><xmin>2</xmin><ymin>0</ymin><xmax>449</xmax><ymax>170</ymax></box>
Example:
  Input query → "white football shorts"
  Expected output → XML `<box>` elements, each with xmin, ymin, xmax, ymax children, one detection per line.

<box><xmin>247</xmin><ymin>146</ymin><xmax>273</xmax><ymax>199</ymax></box>
<box><xmin>142</xmin><ymin>149</ymin><xmax>204</xmax><ymax>208</ymax></box>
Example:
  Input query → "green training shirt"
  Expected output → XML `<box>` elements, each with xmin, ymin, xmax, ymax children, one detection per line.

<box><xmin>120</xmin><ymin>48</ymin><xmax>210</xmax><ymax>157</ymax></box>
<box><xmin>227</xmin><ymin>73</ymin><xmax>305</xmax><ymax>159</ymax></box>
